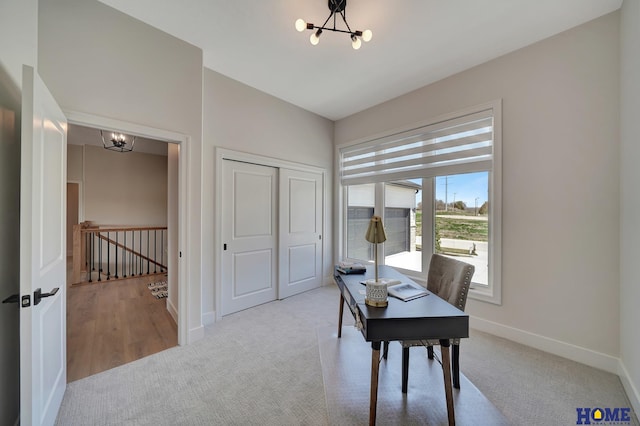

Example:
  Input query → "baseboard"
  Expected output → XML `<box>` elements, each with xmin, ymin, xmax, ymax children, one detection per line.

<box><xmin>189</xmin><ymin>325</ymin><xmax>205</xmax><ymax>343</ymax></box>
<box><xmin>470</xmin><ymin>315</ymin><xmax>619</xmax><ymax>374</ymax></box>
<box><xmin>618</xmin><ymin>361</ymin><xmax>640</xmax><ymax>416</ymax></box>
<box><xmin>202</xmin><ymin>310</ymin><xmax>215</xmax><ymax>326</ymax></box>
<box><xmin>167</xmin><ymin>298</ymin><xmax>178</xmax><ymax>325</ymax></box>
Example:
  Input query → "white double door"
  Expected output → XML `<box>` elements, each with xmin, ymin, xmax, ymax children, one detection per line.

<box><xmin>221</xmin><ymin>160</ymin><xmax>323</xmax><ymax>316</ymax></box>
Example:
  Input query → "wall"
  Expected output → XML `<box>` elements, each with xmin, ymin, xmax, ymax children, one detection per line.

<box><xmin>82</xmin><ymin>145</ymin><xmax>167</xmax><ymax>226</ymax></box>
<box><xmin>202</xmin><ymin>69</ymin><xmax>333</xmax><ymax>320</ymax></box>
<box><xmin>620</xmin><ymin>0</ymin><xmax>640</xmax><ymax>414</ymax></box>
<box><xmin>336</xmin><ymin>13</ymin><xmax>621</xmax><ymax>369</ymax></box>
<box><xmin>0</xmin><ymin>0</ymin><xmax>38</xmax><ymax>423</ymax></box>
<box><xmin>38</xmin><ymin>0</ymin><xmax>204</xmax><ymax>341</ymax></box>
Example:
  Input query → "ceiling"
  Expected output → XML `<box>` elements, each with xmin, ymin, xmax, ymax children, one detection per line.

<box><xmin>98</xmin><ymin>0</ymin><xmax>622</xmax><ymax>121</ymax></box>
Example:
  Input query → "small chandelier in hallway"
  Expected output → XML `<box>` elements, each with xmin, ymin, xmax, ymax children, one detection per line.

<box><xmin>100</xmin><ymin>129</ymin><xmax>136</xmax><ymax>153</ymax></box>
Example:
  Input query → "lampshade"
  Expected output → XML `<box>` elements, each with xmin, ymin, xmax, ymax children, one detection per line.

<box><xmin>365</xmin><ymin>216</ymin><xmax>387</xmax><ymax>244</ymax></box>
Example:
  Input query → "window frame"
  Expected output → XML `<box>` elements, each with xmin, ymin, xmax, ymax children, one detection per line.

<box><xmin>337</xmin><ymin>100</ymin><xmax>502</xmax><ymax>305</ymax></box>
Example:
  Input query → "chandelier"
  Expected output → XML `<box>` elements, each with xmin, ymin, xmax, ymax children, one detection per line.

<box><xmin>100</xmin><ymin>130</ymin><xmax>136</xmax><ymax>153</ymax></box>
<box><xmin>295</xmin><ymin>0</ymin><xmax>372</xmax><ymax>50</ymax></box>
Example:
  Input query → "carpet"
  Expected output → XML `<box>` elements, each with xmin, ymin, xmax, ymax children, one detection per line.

<box><xmin>318</xmin><ymin>325</ymin><xmax>509</xmax><ymax>425</ymax></box>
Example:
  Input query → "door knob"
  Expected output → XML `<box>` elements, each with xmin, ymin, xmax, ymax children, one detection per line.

<box><xmin>34</xmin><ymin>287</ymin><xmax>59</xmax><ymax>306</ymax></box>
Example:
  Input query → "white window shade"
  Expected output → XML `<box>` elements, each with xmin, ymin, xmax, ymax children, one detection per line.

<box><xmin>340</xmin><ymin>109</ymin><xmax>494</xmax><ymax>185</ymax></box>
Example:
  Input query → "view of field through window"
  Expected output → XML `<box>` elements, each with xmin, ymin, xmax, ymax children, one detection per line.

<box><xmin>347</xmin><ymin>172</ymin><xmax>489</xmax><ymax>286</ymax></box>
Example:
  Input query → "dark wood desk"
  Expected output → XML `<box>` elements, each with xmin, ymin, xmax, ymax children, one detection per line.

<box><xmin>335</xmin><ymin>265</ymin><xmax>469</xmax><ymax>426</ymax></box>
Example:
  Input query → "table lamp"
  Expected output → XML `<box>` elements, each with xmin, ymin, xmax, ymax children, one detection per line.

<box><xmin>364</xmin><ymin>215</ymin><xmax>388</xmax><ymax>307</ymax></box>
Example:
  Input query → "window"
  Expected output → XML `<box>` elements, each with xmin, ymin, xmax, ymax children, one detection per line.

<box><xmin>339</xmin><ymin>101</ymin><xmax>502</xmax><ymax>304</ymax></box>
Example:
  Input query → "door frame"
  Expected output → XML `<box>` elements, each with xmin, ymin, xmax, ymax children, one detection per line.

<box><xmin>64</xmin><ymin>110</ymin><xmax>190</xmax><ymax>346</ymax></box>
<box><xmin>214</xmin><ymin>147</ymin><xmax>327</xmax><ymax>321</ymax></box>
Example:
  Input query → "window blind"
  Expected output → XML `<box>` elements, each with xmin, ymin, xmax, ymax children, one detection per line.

<box><xmin>340</xmin><ymin>108</ymin><xmax>494</xmax><ymax>185</ymax></box>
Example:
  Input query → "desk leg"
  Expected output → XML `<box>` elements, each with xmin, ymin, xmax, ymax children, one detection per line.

<box><xmin>369</xmin><ymin>342</ymin><xmax>381</xmax><ymax>426</ymax></box>
<box><xmin>337</xmin><ymin>293</ymin><xmax>344</xmax><ymax>338</ymax></box>
<box><xmin>440</xmin><ymin>339</ymin><xmax>455</xmax><ymax>426</ymax></box>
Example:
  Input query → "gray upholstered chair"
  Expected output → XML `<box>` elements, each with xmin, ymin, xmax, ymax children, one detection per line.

<box><xmin>398</xmin><ymin>253</ymin><xmax>474</xmax><ymax>392</ymax></box>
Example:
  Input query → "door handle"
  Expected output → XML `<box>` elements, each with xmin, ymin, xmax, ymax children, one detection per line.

<box><xmin>2</xmin><ymin>294</ymin><xmax>19</xmax><ymax>304</ymax></box>
<box><xmin>34</xmin><ymin>287</ymin><xmax>59</xmax><ymax>306</ymax></box>
<box><xmin>3</xmin><ymin>294</ymin><xmax>31</xmax><ymax>307</ymax></box>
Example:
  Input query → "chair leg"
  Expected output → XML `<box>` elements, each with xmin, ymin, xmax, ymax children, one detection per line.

<box><xmin>401</xmin><ymin>346</ymin><xmax>409</xmax><ymax>393</ymax></box>
<box><xmin>452</xmin><ymin>344</ymin><xmax>460</xmax><ymax>389</ymax></box>
<box><xmin>427</xmin><ymin>345</ymin><xmax>434</xmax><ymax>359</ymax></box>
<box><xmin>383</xmin><ymin>341</ymin><xmax>389</xmax><ymax>360</ymax></box>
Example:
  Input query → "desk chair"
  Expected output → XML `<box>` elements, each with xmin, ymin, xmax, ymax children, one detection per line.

<box><xmin>395</xmin><ymin>254</ymin><xmax>474</xmax><ymax>392</ymax></box>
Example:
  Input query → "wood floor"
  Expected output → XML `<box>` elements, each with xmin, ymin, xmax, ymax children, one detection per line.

<box><xmin>67</xmin><ymin>274</ymin><xmax>177</xmax><ymax>382</ymax></box>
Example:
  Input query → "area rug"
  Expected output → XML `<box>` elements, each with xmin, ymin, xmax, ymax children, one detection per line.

<box><xmin>317</xmin><ymin>325</ymin><xmax>509</xmax><ymax>425</ymax></box>
<box><xmin>147</xmin><ymin>280</ymin><xmax>167</xmax><ymax>299</ymax></box>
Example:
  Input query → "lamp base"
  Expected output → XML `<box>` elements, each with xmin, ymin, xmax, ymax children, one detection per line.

<box><xmin>365</xmin><ymin>298</ymin><xmax>388</xmax><ymax>308</ymax></box>
<box><xmin>364</xmin><ymin>279</ymin><xmax>388</xmax><ymax>308</ymax></box>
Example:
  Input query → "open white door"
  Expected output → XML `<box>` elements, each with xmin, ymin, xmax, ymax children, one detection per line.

<box><xmin>20</xmin><ymin>65</ymin><xmax>67</xmax><ymax>426</ymax></box>
<box><xmin>278</xmin><ymin>169</ymin><xmax>323</xmax><ymax>299</ymax></box>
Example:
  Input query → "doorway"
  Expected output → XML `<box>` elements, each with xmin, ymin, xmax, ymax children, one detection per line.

<box><xmin>64</xmin><ymin>120</ymin><xmax>183</xmax><ymax>381</ymax></box>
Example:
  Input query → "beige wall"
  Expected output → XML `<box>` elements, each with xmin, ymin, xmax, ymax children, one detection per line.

<box><xmin>336</xmin><ymin>13</ymin><xmax>620</xmax><ymax>362</ymax></box>
<box><xmin>80</xmin><ymin>145</ymin><xmax>167</xmax><ymax>226</ymax></box>
<box><xmin>620</xmin><ymin>0</ymin><xmax>640</xmax><ymax>413</ymax></box>
<box><xmin>202</xmin><ymin>69</ymin><xmax>334</xmax><ymax>320</ymax></box>
<box><xmin>39</xmin><ymin>0</ymin><xmax>204</xmax><ymax>340</ymax></box>
<box><xmin>67</xmin><ymin>144</ymin><xmax>83</xmax><ymax>182</ymax></box>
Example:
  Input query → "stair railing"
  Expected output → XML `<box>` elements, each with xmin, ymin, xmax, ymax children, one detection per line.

<box><xmin>72</xmin><ymin>223</ymin><xmax>168</xmax><ymax>285</ymax></box>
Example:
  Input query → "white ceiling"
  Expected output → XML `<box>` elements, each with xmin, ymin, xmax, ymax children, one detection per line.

<box><xmin>98</xmin><ymin>0</ymin><xmax>622</xmax><ymax>121</ymax></box>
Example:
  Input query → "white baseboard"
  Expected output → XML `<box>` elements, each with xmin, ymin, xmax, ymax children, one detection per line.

<box><xmin>167</xmin><ymin>298</ymin><xmax>178</xmax><ymax>324</ymax></box>
<box><xmin>202</xmin><ymin>311</ymin><xmax>215</xmax><ymax>326</ymax></box>
<box><xmin>189</xmin><ymin>325</ymin><xmax>204</xmax><ymax>343</ymax></box>
<box><xmin>470</xmin><ymin>315</ymin><xmax>620</xmax><ymax>374</ymax></box>
<box><xmin>618</xmin><ymin>361</ymin><xmax>640</xmax><ymax>416</ymax></box>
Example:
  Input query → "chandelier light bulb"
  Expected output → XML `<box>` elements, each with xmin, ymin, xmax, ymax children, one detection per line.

<box><xmin>295</xmin><ymin>18</ymin><xmax>306</xmax><ymax>32</ymax></box>
<box><xmin>362</xmin><ymin>29</ymin><xmax>373</xmax><ymax>42</ymax></box>
<box><xmin>351</xmin><ymin>36</ymin><xmax>362</xmax><ymax>50</ymax></box>
<box><xmin>310</xmin><ymin>30</ymin><xmax>321</xmax><ymax>45</ymax></box>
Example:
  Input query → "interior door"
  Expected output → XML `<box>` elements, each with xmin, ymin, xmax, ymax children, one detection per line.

<box><xmin>221</xmin><ymin>160</ymin><xmax>277</xmax><ymax>315</ymax></box>
<box><xmin>278</xmin><ymin>169</ymin><xmax>323</xmax><ymax>299</ymax></box>
<box><xmin>20</xmin><ymin>65</ymin><xmax>67</xmax><ymax>426</ymax></box>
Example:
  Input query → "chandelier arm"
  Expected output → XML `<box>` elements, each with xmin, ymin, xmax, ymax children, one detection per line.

<box><xmin>99</xmin><ymin>130</ymin><xmax>109</xmax><ymax>149</ymax></box>
<box><xmin>338</xmin><ymin>9</ymin><xmax>354</xmax><ymax>33</ymax></box>
<box><xmin>312</xmin><ymin>27</ymin><xmax>355</xmax><ymax>35</ymax></box>
<box><xmin>317</xmin><ymin>12</ymin><xmax>334</xmax><ymax>31</ymax></box>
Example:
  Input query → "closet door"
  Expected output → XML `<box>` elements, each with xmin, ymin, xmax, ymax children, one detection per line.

<box><xmin>221</xmin><ymin>160</ymin><xmax>277</xmax><ymax>315</ymax></box>
<box><xmin>278</xmin><ymin>169</ymin><xmax>323</xmax><ymax>299</ymax></box>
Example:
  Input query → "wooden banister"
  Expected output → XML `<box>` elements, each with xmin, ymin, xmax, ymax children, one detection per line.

<box><xmin>72</xmin><ymin>223</ymin><xmax>168</xmax><ymax>285</ymax></box>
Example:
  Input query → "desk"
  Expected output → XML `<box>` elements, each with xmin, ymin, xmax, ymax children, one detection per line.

<box><xmin>335</xmin><ymin>265</ymin><xmax>469</xmax><ymax>426</ymax></box>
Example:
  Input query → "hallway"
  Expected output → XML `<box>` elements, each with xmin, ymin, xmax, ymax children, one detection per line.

<box><xmin>67</xmin><ymin>275</ymin><xmax>177</xmax><ymax>382</ymax></box>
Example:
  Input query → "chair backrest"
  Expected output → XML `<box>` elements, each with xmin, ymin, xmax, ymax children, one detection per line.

<box><xmin>426</xmin><ymin>254</ymin><xmax>475</xmax><ymax>311</ymax></box>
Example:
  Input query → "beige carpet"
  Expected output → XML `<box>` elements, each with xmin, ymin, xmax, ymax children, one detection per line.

<box><xmin>318</xmin><ymin>325</ymin><xmax>509</xmax><ymax>425</ymax></box>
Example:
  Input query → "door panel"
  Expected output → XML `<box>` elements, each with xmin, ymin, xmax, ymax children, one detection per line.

<box><xmin>221</xmin><ymin>160</ymin><xmax>277</xmax><ymax>315</ymax></box>
<box><xmin>279</xmin><ymin>169</ymin><xmax>323</xmax><ymax>299</ymax></box>
<box><xmin>20</xmin><ymin>65</ymin><xmax>67</xmax><ymax>426</ymax></box>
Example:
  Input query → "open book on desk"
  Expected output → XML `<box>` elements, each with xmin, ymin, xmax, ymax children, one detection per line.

<box><xmin>387</xmin><ymin>282</ymin><xmax>429</xmax><ymax>302</ymax></box>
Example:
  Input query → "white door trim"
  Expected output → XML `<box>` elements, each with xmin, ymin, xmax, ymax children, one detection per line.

<box><xmin>63</xmin><ymin>110</ymin><xmax>191</xmax><ymax>346</ymax></box>
<box><xmin>214</xmin><ymin>148</ymin><xmax>327</xmax><ymax>321</ymax></box>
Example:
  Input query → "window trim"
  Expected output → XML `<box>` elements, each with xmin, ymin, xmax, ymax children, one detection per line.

<box><xmin>337</xmin><ymin>100</ymin><xmax>502</xmax><ymax>305</ymax></box>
